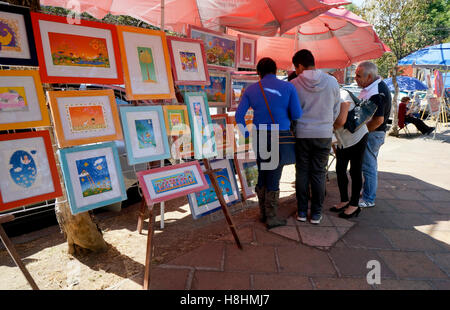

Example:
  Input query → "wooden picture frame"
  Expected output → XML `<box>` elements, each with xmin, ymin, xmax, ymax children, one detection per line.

<box><xmin>229</xmin><ymin>74</ymin><xmax>259</xmax><ymax>111</ymax></box>
<box><xmin>188</xmin><ymin>25</ymin><xmax>237</xmax><ymax>71</ymax></box>
<box><xmin>119</xmin><ymin>105</ymin><xmax>171</xmax><ymax>165</ymax></box>
<box><xmin>47</xmin><ymin>89</ymin><xmax>123</xmax><ymax>148</ymax></box>
<box><xmin>232</xmin><ymin>113</ymin><xmax>254</xmax><ymax>153</ymax></box>
<box><xmin>234</xmin><ymin>157</ymin><xmax>258</xmax><ymax>200</ymax></box>
<box><xmin>58</xmin><ymin>142</ymin><xmax>127</xmax><ymax>215</ymax></box>
<box><xmin>0</xmin><ymin>130</ymin><xmax>62</xmax><ymax>212</ymax></box>
<box><xmin>137</xmin><ymin>161</ymin><xmax>209</xmax><ymax>206</ymax></box>
<box><xmin>237</xmin><ymin>34</ymin><xmax>257</xmax><ymax>69</ymax></box>
<box><xmin>31</xmin><ymin>12</ymin><xmax>123</xmax><ymax>84</ymax></box>
<box><xmin>162</xmin><ymin>105</ymin><xmax>191</xmax><ymax>136</ymax></box>
<box><xmin>166</xmin><ymin>36</ymin><xmax>210</xmax><ymax>86</ymax></box>
<box><xmin>188</xmin><ymin>159</ymin><xmax>241</xmax><ymax>219</ymax></box>
<box><xmin>178</xmin><ymin>69</ymin><xmax>230</xmax><ymax>107</ymax></box>
<box><xmin>0</xmin><ymin>3</ymin><xmax>38</xmax><ymax>66</ymax></box>
<box><xmin>211</xmin><ymin>113</ymin><xmax>235</xmax><ymax>156</ymax></box>
<box><xmin>116</xmin><ymin>25</ymin><xmax>175</xmax><ymax>100</ymax></box>
<box><xmin>184</xmin><ymin>91</ymin><xmax>217</xmax><ymax>159</ymax></box>
<box><xmin>0</xmin><ymin>70</ymin><xmax>50</xmax><ymax>130</ymax></box>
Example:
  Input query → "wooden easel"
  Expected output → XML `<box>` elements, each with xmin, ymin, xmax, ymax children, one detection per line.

<box><xmin>0</xmin><ymin>214</ymin><xmax>39</xmax><ymax>290</ymax></box>
<box><xmin>138</xmin><ymin>158</ymin><xmax>242</xmax><ymax>290</ymax></box>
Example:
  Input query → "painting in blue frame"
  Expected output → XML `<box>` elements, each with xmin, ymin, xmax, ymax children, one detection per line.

<box><xmin>187</xmin><ymin>159</ymin><xmax>240</xmax><ymax>219</ymax></box>
<box><xmin>119</xmin><ymin>106</ymin><xmax>170</xmax><ymax>165</ymax></box>
<box><xmin>184</xmin><ymin>91</ymin><xmax>217</xmax><ymax>159</ymax></box>
<box><xmin>58</xmin><ymin>142</ymin><xmax>127</xmax><ymax>215</ymax></box>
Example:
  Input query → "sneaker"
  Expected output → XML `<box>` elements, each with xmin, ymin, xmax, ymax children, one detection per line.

<box><xmin>296</xmin><ymin>212</ymin><xmax>307</xmax><ymax>222</ymax></box>
<box><xmin>310</xmin><ymin>214</ymin><xmax>322</xmax><ymax>225</ymax></box>
<box><xmin>359</xmin><ymin>199</ymin><xmax>375</xmax><ymax>208</ymax></box>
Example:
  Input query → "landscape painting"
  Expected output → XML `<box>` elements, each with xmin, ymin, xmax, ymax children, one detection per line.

<box><xmin>67</xmin><ymin>104</ymin><xmax>107</xmax><ymax>132</ymax></box>
<box><xmin>0</xmin><ymin>87</ymin><xmax>28</xmax><ymax>112</ymax></box>
<box><xmin>243</xmin><ymin>161</ymin><xmax>258</xmax><ymax>188</ymax></box>
<box><xmin>76</xmin><ymin>155</ymin><xmax>112</xmax><ymax>198</ymax></box>
<box><xmin>48</xmin><ymin>32</ymin><xmax>110</xmax><ymax>68</ymax></box>
<box><xmin>195</xmin><ymin>167</ymin><xmax>233</xmax><ymax>207</ymax></box>
<box><xmin>135</xmin><ymin>119</ymin><xmax>156</xmax><ymax>149</ymax></box>
<box><xmin>9</xmin><ymin>149</ymin><xmax>37</xmax><ymax>189</ymax></box>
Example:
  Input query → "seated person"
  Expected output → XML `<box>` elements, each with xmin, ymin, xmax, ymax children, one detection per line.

<box><xmin>399</xmin><ymin>96</ymin><xmax>435</xmax><ymax>135</ymax></box>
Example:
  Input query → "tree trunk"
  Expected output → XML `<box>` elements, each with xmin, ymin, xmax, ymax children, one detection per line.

<box><xmin>389</xmin><ymin>66</ymin><xmax>400</xmax><ymax>137</ymax></box>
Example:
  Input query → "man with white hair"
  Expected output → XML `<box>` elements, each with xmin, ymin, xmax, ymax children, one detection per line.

<box><xmin>354</xmin><ymin>62</ymin><xmax>392</xmax><ymax>208</ymax></box>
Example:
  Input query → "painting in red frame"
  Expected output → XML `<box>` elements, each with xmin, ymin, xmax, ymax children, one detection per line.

<box><xmin>237</xmin><ymin>34</ymin><xmax>257</xmax><ymax>69</ymax></box>
<box><xmin>188</xmin><ymin>25</ymin><xmax>237</xmax><ymax>71</ymax></box>
<box><xmin>166</xmin><ymin>36</ymin><xmax>210</xmax><ymax>86</ymax></box>
<box><xmin>30</xmin><ymin>12</ymin><xmax>123</xmax><ymax>84</ymax></box>
<box><xmin>0</xmin><ymin>130</ymin><xmax>63</xmax><ymax>212</ymax></box>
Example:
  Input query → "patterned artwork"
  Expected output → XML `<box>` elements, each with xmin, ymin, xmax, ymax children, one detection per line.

<box><xmin>168</xmin><ymin>109</ymin><xmax>186</xmax><ymax>131</ymax></box>
<box><xmin>0</xmin><ymin>18</ymin><xmax>20</xmax><ymax>52</ymax></box>
<box><xmin>48</xmin><ymin>32</ymin><xmax>110</xmax><ymax>68</ymax></box>
<box><xmin>179</xmin><ymin>51</ymin><xmax>198</xmax><ymax>72</ymax></box>
<box><xmin>195</xmin><ymin>167</ymin><xmax>233</xmax><ymax>207</ymax></box>
<box><xmin>8</xmin><ymin>150</ymin><xmax>37</xmax><ymax>189</ymax></box>
<box><xmin>66</xmin><ymin>104</ymin><xmax>107</xmax><ymax>132</ymax></box>
<box><xmin>152</xmin><ymin>170</ymin><xmax>198</xmax><ymax>194</ymax></box>
<box><xmin>0</xmin><ymin>87</ymin><xmax>28</xmax><ymax>112</ymax></box>
<box><xmin>137</xmin><ymin>47</ymin><xmax>157</xmax><ymax>83</ymax></box>
<box><xmin>135</xmin><ymin>119</ymin><xmax>156</xmax><ymax>149</ymax></box>
<box><xmin>76</xmin><ymin>155</ymin><xmax>112</xmax><ymax>198</ymax></box>
<box><xmin>243</xmin><ymin>161</ymin><xmax>258</xmax><ymax>188</ymax></box>
<box><xmin>190</xmin><ymin>29</ymin><xmax>236</xmax><ymax>68</ymax></box>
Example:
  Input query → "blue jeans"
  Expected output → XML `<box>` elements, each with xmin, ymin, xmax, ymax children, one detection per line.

<box><xmin>256</xmin><ymin>130</ymin><xmax>285</xmax><ymax>191</ymax></box>
<box><xmin>361</xmin><ymin>131</ymin><xmax>386</xmax><ymax>203</ymax></box>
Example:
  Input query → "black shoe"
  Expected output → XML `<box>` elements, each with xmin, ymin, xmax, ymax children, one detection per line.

<box><xmin>426</xmin><ymin>127</ymin><xmax>435</xmax><ymax>135</ymax></box>
<box><xmin>330</xmin><ymin>202</ymin><xmax>349</xmax><ymax>212</ymax></box>
<box><xmin>338</xmin><ymin>207</ymin><xmax>361</xmax><ymax>219</ymax></box>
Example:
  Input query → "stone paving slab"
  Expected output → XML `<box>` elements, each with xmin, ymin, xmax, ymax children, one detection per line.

<box><xmin>277</xmin><ymin>245</ymin><xmax>337</xmax><ymax>276</ymax></box>
<box><xmin>311</xmin><ymin>277</ymin><xmax>373</xmax><ymax>290</ymax></box>
<box><xmin>191</xmin><ymin>270</ymin><xmax>251</xmax><ymax>290</ymax></box>
<box><xmin>252</xmin><ymin>274</ymin><xmax>313</xmax><ymax>290</ymax></box>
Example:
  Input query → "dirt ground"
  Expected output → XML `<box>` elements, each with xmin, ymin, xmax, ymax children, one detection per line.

<box><xmin>0</xmin><ymin>194</ymin><xmax>262</xmax><ymax>290</ymax></box>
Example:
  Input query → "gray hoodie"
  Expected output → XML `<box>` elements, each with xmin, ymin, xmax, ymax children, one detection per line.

<box><xmin>291</xmin><ymin>70</ymin><xmax>341</xmax><ymax>138</ymax></box>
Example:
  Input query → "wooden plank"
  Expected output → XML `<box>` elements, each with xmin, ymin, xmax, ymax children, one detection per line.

<box><xmin>0</xmin><ymin>214</ymin><xmax>14</xmax><ymax>224</ymax></box>
<box><xmin>143</xmin><ymin>203</ymin><xmax>155</xmax><ymax>290</ymax></box>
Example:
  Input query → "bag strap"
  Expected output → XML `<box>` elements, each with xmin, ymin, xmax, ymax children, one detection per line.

<box><xmin>344</xmin><ymin>89</ymin><xmax>361</xmax><ymax>106</ymax></box>
<box><xmin>259</xmin><ymin>81</ymin><xmax>275</xmax><ymax>124</ymax></box>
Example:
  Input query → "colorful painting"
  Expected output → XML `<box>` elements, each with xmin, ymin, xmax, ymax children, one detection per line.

<box><xmin>168</xmin><ymin>109</ymin><xmax>186</xmax><ymax>131</ymax></box>
<box><xmin>179</xmin><ymin>51</ymin><xmax>198</xmax><ymax>72</ymax></box>
<box><xmin>242</xmin><ymin>42</ymin><xmax>252</xmax><ymax>61</ymax></box>
<box><xmin>135</xmin><ymin>119</ymin><xmax>156</xmax><ymax>149</ymax></box>
<box><xmin>179</xmin><ymin>71</ymin><xmax>229</xmax><ymax>107</ymax></box>
<box><xmin>137</xmin><ymin>46</ymin><xmax>157</xmax><ymax>83</ymax></box>
<box><xmin>212</xmin><ymin>117</ymin><xmax>227</xmax><ymax>145</ymax></box>
<box><xmin>8</xmin><ymin>150</ymin><xmax>37</xmax><ymax>189</ymax></box>
<box><xmin>190</xmin><ymin>27</ymin><xmax>236</xmax><ymax>69</ymax></box>
<box><xmin>0</xmin><ymin>87</ymin><xmax>28</xmax><ymax>112</ymax></box>
<box><xmin>76</xmin><ymin>155</ymin><xmax>112</xmax><ymax>198</ymax></box>
<box><xmin>67</xmin><ymin>104</ymin><xmax>107</xmax><ymax>132</ymax></box>
<box><xmin>152</xmin><ymin>170</ymin><xmax>198</xmax><ymax>194</ymax></box>
<box><xmin>195</xmin><ymin>167</ymin><xmax>233</xmax><ymax>207</ymax></box>
<box><xmin>0</xmin><ymin>18</ymin><xmax>20</xmax><ymax>52</ymax></box>
<box><xmin>230</xmin><ymin>76</ymin><xmax>259</xmax><ymax>111</ymax></box>
<box><xmin>243</xmin><ymin>161</ymin><xmax>258</xmax><ymax>188</ymax></box>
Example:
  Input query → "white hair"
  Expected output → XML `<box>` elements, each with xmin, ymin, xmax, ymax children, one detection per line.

<box><xmin>357</xmin><ymin>61</ymin><xmax>378</xmax><ymax>78</ymax></box>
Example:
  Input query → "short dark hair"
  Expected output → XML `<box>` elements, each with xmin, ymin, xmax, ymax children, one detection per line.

<box><xmin>256</xmin><ymin>57</ymin><xmax>277</xmax><ymax>78</ymax></box>
<box><xmin>292</xmin><ymin>49</ymin><xmax>315</xmax><ymax>68</ymax></box>
<box><xmin>401</xmin><ymin>96</ymin><xmax>411</xmax><ymax>103</ymax></box>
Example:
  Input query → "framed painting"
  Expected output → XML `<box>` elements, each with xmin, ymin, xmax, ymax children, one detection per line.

<box><xmin>188</xmin><ymin>159</ymin><xmax>240</xmax><ymax>219</ymax></box>
<box><xmin>137</xmin><ymin>161</ymin><xmax>209</xmax><ymax>206</ymax></box>
<box><xmin>229</xmin><ymin>74</ymin><xmax>259</xmax><ymax>112</ymax></box>
<box><xmin>166</xmin><ymin>36</ymin><xmax>209</xmax><ymax>86</ymax></box>
<box><xmin>211</xmin><ymin>113</ymin><xmax>234</xmax><ymax>157</ymax></box>
<box><xmin>119</xmin><ymin>106</ymin><xmax>171</xmax><ymax>165</ymax></box>
<box><xmin>237</xmin><ymin>34</ymin><xmax>257</xmax><ymax>69</ymax></box>
<box><xmin>58</xmin><ymin>142</ymin><xmax>127</xmax><ymax>215</ymax></box>
<box><xmin>234</xmin><ymin>157</ymin><xmax>258</xmax><ymax>200</ymax></box>
<box><xmin>178</xmin><ymin>69</ymin><xmax>230</xmax><ymax>107</ymax></box>
<box><xmin>162</xmin><ymin>105</ymin><xmax>191</xmax><ymax>136</ymax></box>
<box><xmin>0</xmin><ymin>3</ymin><xmax>38</xmax><ymax>66</ymax></box>
<box><xmin>0</xmin><ymin>130</ymin><xmax>62</xmax><ymax>212</ymax></box>
<box><xmin>116</xmin><ymin>26</ymin><xmax>175</xmax><ymax>100</ymax></box>
<box><xmin>232</xmin><ymin>113</ymin><xmax>254</xmax><ymax>153</ymax></box>
<box><xmin>188</xmin><ymin>25</ymin><xmax>237</xmax><ymax>71</ymax></box>
<box><xmin>47</xmin><ymin>89</ymin><xmax>123</xmax><ymax>148</ymax></box>
<box><xmin>184</xmin><ymin>91</ymin><xmax>217</xmax><ymax>159</ymax></box>
<box><xmin>30</xmin><ymin>12</ymin><xmax>123</xmax><ymax>84</ymax></box>
<box><xmin>0</xmin><ymin>70</ymin><xmax>50</xmax><ymax>130</ymax></box>
<box><xmin>168</xmin><ymin>135</ymin><xmax>194</xmax><ymax>160</ymax></box>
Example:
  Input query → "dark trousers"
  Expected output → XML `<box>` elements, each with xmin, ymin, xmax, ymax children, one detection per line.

<box><xmin>256</xmin><ymin>130</ymin><xmax>284</xmax><ymax>192</ymax></box>
<box><xmin>295</xmin><ymin>138</ymin><xmax>331</xmax><ymax>216</ymax></box>
<box><xmin>335</xmin><ymin>134</ymin><xmax>368</xmax><ymax>206</ymax></box>
<box><xmin>405</xmin><ymin>115</ymin><xmax>431</xmax><ymax>134</ymax></box>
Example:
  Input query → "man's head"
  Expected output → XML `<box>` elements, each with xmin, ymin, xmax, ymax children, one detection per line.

<box><xmin>256</xmin><ymin>57</ymin><xmax>277</xmax><ymax>78</ymax></box>
<box><xmin>355</xmin><ymin>62</ymin><xmax>378</xmax><ymax>88</ymax></box>
<box><xmin>292</xmin><ymin>49</ymin><xmax>315</xmax><ymax>75</ymax></box>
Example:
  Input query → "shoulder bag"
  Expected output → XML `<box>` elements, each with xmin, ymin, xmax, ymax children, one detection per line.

<box><xmin>343</xmin><ymin>89</ymin><xmax>378</xmax><ymax>133</ymax></box>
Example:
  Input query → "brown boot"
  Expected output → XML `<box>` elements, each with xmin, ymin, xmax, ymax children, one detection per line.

<box><xmin>255</xmin><ymin>186</ymin><xmax>266</xmax><ymax>222</ymax></box>
<box><xmin>265</xmin><ymin>190</ymin><xmax>287</xmax><ymax>229</ymax></box>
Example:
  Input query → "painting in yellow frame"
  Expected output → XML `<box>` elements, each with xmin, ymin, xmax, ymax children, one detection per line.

<box><xmin>116</xmin><ymin>25</ymin><xmax>175</xmax><ymax>101</ymax></box>
<box><xmin>0</xmin><ymin>70</ymin><xmax>50</xmax><ymax>130</ymax></box>
<box><xmin>47</xmin><ymin>89</ymin><xmax>123</xmax><ymax>148</ymax></box>
<box><xmin>162</xmin><ymin>105</ymin><xmax>191</xmax><ymax>136</ymax></box>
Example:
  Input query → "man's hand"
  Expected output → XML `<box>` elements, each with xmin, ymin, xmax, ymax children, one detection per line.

<box><xmin>366</xmin><ymin>116</ymin><xmax>384</xmax><ymax>132</ymax></box>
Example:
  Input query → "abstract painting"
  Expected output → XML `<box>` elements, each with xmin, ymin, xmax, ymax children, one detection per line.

<box><xmin>137</xmin><ymin>161</ymin><xmax>209</xmax><ymax>206</ymax></box>
<box><xmin>0</xmin><ymin>70</ymin><xmax>49</xmax><ymax>131</ymax></box>
<box><xmin>59</xmin><ymin>142</ymin><xmax>127</xmax><ymax>215</ymax></box>
<box><xmin>120</xmin><ymin>106</ymin><xmax>171</xmax><ymax>165</ymax></box>
<box><xmin>116</xmin><ymin>26</ymin><xmax>174</xmax><ymax>100</ymax></box>
<box><xmin>0</xmin><ymin>131</ymin><xmax>62</xmax><ymax>212</ymax></box>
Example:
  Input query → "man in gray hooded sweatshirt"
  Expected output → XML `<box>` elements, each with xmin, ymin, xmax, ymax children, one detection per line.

<box><xmin>290</xmin><ymin>49</ymin><xmax>341</xmax><ymax>224</ymax></box>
